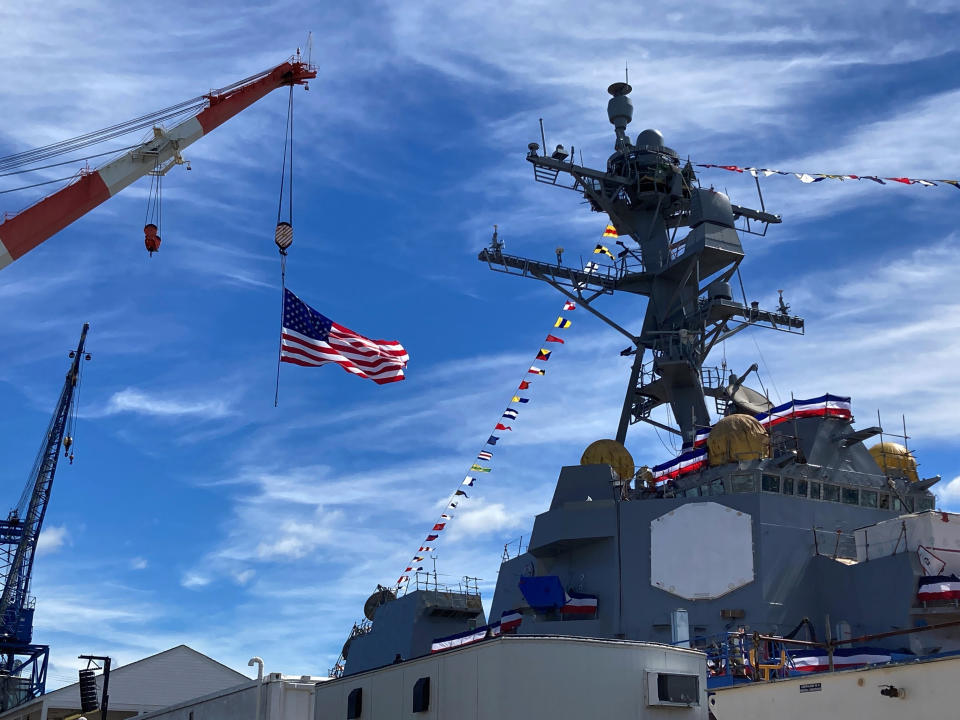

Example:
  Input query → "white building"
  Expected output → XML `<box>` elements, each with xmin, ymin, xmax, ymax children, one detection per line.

<box><xmin>136</xmin><ymin>673</ymin><xmax>326</xmax><ymax>720</ymax></box>
<box><xmin>0</xmin><ymin>645</ymin><xmax>249</xmax><ymax>720</ymax></box>
<box><xmin>315</xmin><ymin>635</ymin><xmax>706</xmax><ymax>720</ymax></box>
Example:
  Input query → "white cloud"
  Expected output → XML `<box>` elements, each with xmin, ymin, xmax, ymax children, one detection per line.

<box><xmin>100</xmin><ymin>388</ymin><xmax>231</xmax><ymax>419</ymax></box>
<box><xmin>736</xmin><ymin>237</ymin><xmax>960</xmax><ymax>447</ymax></box>
<box><xmin>935</xmin><ymin>476</ymin><xmax>960</xmax><ymax>509</ymax></box>
<box><xmin>180</xmin><ymin>572</ymin><xmax>211</xmax><ymax>589</ymax></box>
<box><xmin>449</xmin><ymin>502</ymin><xmax>527</xmax><ymax>537</ymax></box>
<box><xmin>130</xmin><ymin>557</ymin><xmax>148</xmax><ymax>570</ymax></box>
<box><xmin>233</xmin><ymin>569</ymin><xmax>255</xmax><ymax>585</ymax></box>
<box><xmin>36</xmin><ymin>525</ymin><xmax>69</xmax><ymax>556</ymax></box>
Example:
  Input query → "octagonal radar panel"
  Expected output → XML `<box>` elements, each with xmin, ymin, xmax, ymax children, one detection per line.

<box><xmin>650</xmin><ymin>502</ymin><xmax>754</xmax><ymax>600</ymax></box>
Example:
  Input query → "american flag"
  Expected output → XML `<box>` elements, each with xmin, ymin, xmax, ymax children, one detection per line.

<box><xmin>280</xmin><ymin>289</ymin><xmax>408</xmax><ymax>384</ymax></box>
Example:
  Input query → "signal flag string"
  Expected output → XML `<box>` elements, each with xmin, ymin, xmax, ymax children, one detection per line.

<box><xmin>394</xmin><ymin>256</ymin><xmax>601</xmax><ymax>592</ymax></box>
<box><xmin>695</xmin><ymin>163</ymin><xmax>960</xmax><ymax>189</ymax></box>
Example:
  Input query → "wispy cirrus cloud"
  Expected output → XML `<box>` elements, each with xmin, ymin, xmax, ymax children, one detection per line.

<box><xmin>97</xmin><ymin>387</ymin><xmax>231</xmax><ymax>419</ymax></box>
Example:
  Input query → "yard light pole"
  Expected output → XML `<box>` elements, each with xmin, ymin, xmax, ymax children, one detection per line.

<box><xmin>248</xmin><ymin>656</ymin><xmax>264</xmax><ymax>720</ymax></box>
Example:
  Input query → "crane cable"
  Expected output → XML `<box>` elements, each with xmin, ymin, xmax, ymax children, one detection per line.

<box><xmin>274</xmin><ymin>85</ymin><xmax>295</xmax><ymax>407</ymax></box>
<box><xmin>63</xmin><ymin>349</ymin><xmax>85</xmax><ymax>465</ymax></box>
<box><xmin>144</xmin><ymin>156</ymin><xmax>163</xmax><ymax>252</ymax></box>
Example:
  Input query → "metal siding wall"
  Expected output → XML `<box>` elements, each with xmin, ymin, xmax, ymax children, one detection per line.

<box><xmin>315</xmin><ymin>638</ymin><xmax>706</xmax><ymax>720</ymax></box>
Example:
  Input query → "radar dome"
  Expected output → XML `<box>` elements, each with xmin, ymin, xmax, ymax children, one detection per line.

<box><xmin>363</xmin><ymin>585</ymin><xmax>396</xmax><ymax>621</ymax></box>
<box><xmin>707</xmin><ymin>414</ymin><xmax>770</xmax><ymax>467</ymax></box>
<box><xmin>580</xmin><ymin>439</ymin><xmax>634</xmax><ymax>481</ymax></box>
<box><xmin>868</xmin><ymin>442</ymin><xmax>919</xmax><ymax>483</ymax></box>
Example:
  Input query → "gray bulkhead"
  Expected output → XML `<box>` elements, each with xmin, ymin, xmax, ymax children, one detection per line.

<box><xmin>488</xmin><ymin>415</ymin><xmax>933</xmax><ymax>648</ymax></box>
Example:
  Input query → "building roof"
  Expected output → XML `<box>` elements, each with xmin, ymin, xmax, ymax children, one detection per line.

<box><xmin>0</xmin><ymin>644</ymin><xmax>250</xmax><ymax>720</ymax></box>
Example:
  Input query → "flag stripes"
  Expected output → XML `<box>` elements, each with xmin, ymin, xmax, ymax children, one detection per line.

<box><xmin>280</xmin><ymin>289</ymin><xmax>408</xmax><ymax>385</ymax></box>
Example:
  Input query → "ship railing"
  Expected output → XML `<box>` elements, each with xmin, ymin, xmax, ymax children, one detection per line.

<box><xmin>410</xmin><ymin>571</ymin><xmax>482</xmax><ymax>597</ymax></box>
<box><xmin>811</xmin><ymin>528</ymin><xmax>858</xmax><ymax>561</ymax></box>
<box><xmin>693</xmin><ymin>620</ymin><xmax>960</xmax><ymax>687</ymax></box>
<box><xmin>684</xmin><ymin>632</ymin><xmax>789</xmax><ymax>687</ymax></box>
<box><xmin>477</xmin><ymin>247</ymin><xmax>628</xmax><ymax>293</ymax></box>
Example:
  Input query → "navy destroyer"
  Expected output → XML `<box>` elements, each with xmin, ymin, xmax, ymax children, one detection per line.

<box><xmin>314</xmin><ymin>82</ymin><xmax>958</xmax><ymax>719</ymax></box>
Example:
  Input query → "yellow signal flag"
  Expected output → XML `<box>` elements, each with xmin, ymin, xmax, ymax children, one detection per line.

<box><xmin>594</xmin><ymin>243</ymin><xmax>615</xmax><ymax>260</ymax></box>
<box><xmin>602</xmin><ymin>224</ymin><xmax>618</xmax><ymax>238</ymax></box>
<box><xmin>555</xmin><ymin>316</ymin><xmax>572</xmax><ymax>329</ymax></box>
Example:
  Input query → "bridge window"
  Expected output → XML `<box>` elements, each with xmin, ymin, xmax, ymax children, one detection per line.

<box><xmin>683</xmin><ymin>486</ymin><xmax>701</xmax><ymax>498</ymax></box>
<box><xmin>842</xmin><ymin>487</ymin><xmax>859</xmax><ymax>505</ymax></box>
<box><xmin>916</xmin><ymin>496</ymin><xmax>935</xmax><ymax>512</ymax></box>
<box><xmin>879</xmin><ymin>493</ymin><xmax>891</xmax><ymax>510</ymax></box>
<box><xmin>797</xmin><ymin>479</ymin><xmax>809</xmax><ymax>497</ymax></box>
<box><xmin>809</xmin><ymin>481</ymin><xmax>821</xmax><ymax>500</ymax></box>
<box><xmin>823</xmin><ymin>484</ymin><xmax>840</xmax><ymax>502</ymax></box>
<box><xmin>706</xmin><ymin>478</ymin><xmax>725</xmax><ymax>496</ymax></box>
<box><xmin>731</xmin><ymin>474</ymin><xmax>755</xmax><ymax>493</ymax></box>
<box><xmin>860</xmin><ymin>490</ymin><xmax>878</xmax><ymax>508</ymax></box>
<box><xmin>761</xmin><ymin>474</ymin><xmax>780</xmax><ymax>493</ymax></box>
<box><xmin>783</xmin><ymin>477</ymin><xmax>795</xmax><ymax>495</ymax></box>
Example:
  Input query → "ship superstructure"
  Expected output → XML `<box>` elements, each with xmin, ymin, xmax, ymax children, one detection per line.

<box><xmin>335</xmin><ymin>82</ymin><xmax>951</xmax><ymax>705</ymax></box>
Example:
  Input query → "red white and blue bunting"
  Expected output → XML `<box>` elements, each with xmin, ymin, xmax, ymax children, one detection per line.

<box><xmin>917</xmin><ymin>575</ymin><xmax>960</xmax><ymax>602</ymax></box>
<box><xmin>651</xmin><ymin>394</ymin><xmax>852</xmax><ymax>484</ymax></box>
<box><xmin>789</xmin><ymin>647</ymin><xmax>894</xmax><ymax>672</ymax></box>
<box><xmin>430</xmin><ymin>608</ymin><xmax>525</xmax><ymax>653</ymax></box>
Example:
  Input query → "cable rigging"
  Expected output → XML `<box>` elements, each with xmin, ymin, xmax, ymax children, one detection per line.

<box><xmin>274</xmin><ymin>85</ymin><xmax>295</xmax><ymax>407</ymax></box>
<box><xmin>143</xmin><ymin>154</ymin><xmax>164</xmax><ymax>256</ymax></box>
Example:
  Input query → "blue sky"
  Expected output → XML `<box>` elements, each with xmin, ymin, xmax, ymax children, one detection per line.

<box><xmin>2</xmin><ymin>0</ymin><xmax>960</xmax><ymax>687</ymax></box>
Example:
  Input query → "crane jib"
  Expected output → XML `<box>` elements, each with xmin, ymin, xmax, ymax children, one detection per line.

<box><xmin>0</xmin><ymin>324</ymin><xmax>87</xmax><ymax>646</ymax></box>
<box><xmin>0</xmin><ymin>59</ymin><xmax>316</xmax><ymax>271</ymax></box>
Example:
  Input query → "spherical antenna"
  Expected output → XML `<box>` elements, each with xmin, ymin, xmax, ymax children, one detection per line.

<box><xmin>363</xmin><ymin>585</ymin><xmax>397</xmax><ymax>621</ymax></box>
<box><xmin>581</xmin><ymin>439</ymin><xmax>635</xmax><ymax>482</ymax></box>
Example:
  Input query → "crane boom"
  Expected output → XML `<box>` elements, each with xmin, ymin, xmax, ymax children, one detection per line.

<box><xmin>0</xmin><ymin>323</ymin><xmax>88</xmax><ymax>636</ymax></box>
<box><xmin>0</xmin><ymin>323</ymin><xmax>89</xmax><ymax>711</ymax></box>
<box><xmin>0</xmin><ymin>59</ymin><xmax>316</xmax><ymax>271</ymax></box>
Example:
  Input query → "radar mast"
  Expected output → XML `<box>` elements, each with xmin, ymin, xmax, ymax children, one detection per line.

<box><xmin>479</xmin><ymin>82</ymin><xmax>803</xmax><ymax>445</ymax></box>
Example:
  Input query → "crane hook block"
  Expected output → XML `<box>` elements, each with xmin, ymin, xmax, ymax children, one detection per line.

<box><xmin>275</xmin><ymin>222</ymin><xmax>293</xmax><ymax>255</ymax></box>
<box><xmin>144</xmin><ymin>224</ymin><xmax>162</xmax><ymax>256</ymax></box>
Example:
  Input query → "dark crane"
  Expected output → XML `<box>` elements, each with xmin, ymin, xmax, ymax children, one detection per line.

<box><xmin>0</xmin><ymin>323</ymin><xmax>90</xmax><ymax>711</ymax></box>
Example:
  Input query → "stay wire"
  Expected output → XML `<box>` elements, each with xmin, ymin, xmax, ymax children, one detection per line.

<box><xmin>0</xmin><ymin>144</ymin><xmax>139</xmax><ymax>177</ymax></box>
<box><xmin>0</xmin><ymin>104</ymin><xmax>204</xmax><ymax>171</ymax></box>
<box><xmin>0</xmin><ymin>174</ymin><xmax>79</xmax><ymax>195</ymax></box>
<box><xmin>0</xmin><ymin>66</ymin><xmax>276</xmax><ymax>170</ymax></box>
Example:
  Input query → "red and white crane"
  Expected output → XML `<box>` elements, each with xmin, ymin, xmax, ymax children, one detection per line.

<box><xmin>0</xmin><ymin>57</ymin><xmax>316</xmax><ymax>270</ymax></box>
